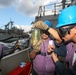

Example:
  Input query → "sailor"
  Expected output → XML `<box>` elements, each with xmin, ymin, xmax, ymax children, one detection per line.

<box><xmin>33</xmin><ymin>5</ymin><xmax>76</xmax><ymax>75</ymax></box>
<box><xmin>30</xmin><ymin>20</ymin><xmax>56</xmax><ymax>75</ymax></box>
<box><xmin>0</xmin><ymin>44</ymin><xmax>3</xmax><ymax>59</ymax></box>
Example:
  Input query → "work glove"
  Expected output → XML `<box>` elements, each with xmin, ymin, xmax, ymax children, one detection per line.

<box><xmin>33</xmin><ymin>21</ymin><xmax>49</xmax><ymax>30</ymax></box>
<box><xmin>32</xmin><ymin>40</ymin><xmax>42</xmax><ymax>52</ymax></box>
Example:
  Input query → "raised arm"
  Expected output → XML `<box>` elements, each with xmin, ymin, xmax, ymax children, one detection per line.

<box><xmin>33</xmin><ymin>21</ymin><xmax>62</xmax><ymax>44</ymax></box>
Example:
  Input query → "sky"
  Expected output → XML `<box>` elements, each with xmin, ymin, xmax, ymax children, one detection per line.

<box><xmin>0</xmin><ymin>0</ymin><xmax>63</xmax><ymax>32</ymax></box>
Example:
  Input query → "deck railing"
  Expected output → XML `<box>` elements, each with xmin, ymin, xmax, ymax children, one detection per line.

<box><xmin>37</xmin><ymin>1</ymin><xmax>72</xmax><ymax>17</ymax></box>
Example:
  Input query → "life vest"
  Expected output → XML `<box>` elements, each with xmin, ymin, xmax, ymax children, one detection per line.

<box><xmin>0</xmin><ymin>44</ymin><xmax>3</xmax><ymax>59</ymax></box>
<box><xmin>66</xmin><ymin>42</ymin><xmax>76</xmax><ymax>69</ymax></box>
<box><xmin>33</xmin><ymin>38</ymin><xmax>55</xmax><ymax>75</ymax></box>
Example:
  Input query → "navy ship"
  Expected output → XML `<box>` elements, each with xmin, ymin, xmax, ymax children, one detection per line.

<box><xmin>0</xmin><ymin>0</ymin><xmax>76</xmax><ymax>75</ymax></box>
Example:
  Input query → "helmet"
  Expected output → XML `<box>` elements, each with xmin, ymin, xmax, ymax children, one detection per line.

<box><xmin>56</xmin><ymin>5</ymin><xmax>76</xmax><ymax>28</ymax></box>
<box><xmin>44</xmin><ymin>20</ymin><xmax>52</xmax><ymax>27</ymax></box>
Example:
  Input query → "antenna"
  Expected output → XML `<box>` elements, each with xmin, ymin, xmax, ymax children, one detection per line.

<box><xmin>10</xmin><ymin>18</ymin><xmax>14</xmax><ymax>29</ymax></box>
<box><xmin>5</xmin><ymin>19</ymin><xmax>14</xmax><ymax>33</ymax></box>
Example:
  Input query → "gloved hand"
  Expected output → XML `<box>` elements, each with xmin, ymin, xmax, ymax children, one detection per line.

<box><xmin>33</xmin><ymin>21</ymin><xmax>49</xmax><ymax>30</ymax></box>
<box><xmin>32</xmin><ymin>40</ymin><xmax>42</xmax><ymax>52</ymax></box>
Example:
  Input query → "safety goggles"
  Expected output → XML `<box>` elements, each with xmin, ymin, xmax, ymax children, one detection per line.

<box><xmin>58</xmin><ymin>25</ymin><xmax>75</xmax><ymax>37</ymax></box>
<box><xmin>40</xmin><ymin>30</ymin><xmax>50</xmax><ymax>35</ymax></box>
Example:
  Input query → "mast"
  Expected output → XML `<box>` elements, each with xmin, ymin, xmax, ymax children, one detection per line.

<box><xmin>62</xmin><ymin>0</ymin><xmax>66</xmax><ymax>9</ymax></box>
<box><xmin>5</xmin><ymin>20</ymin><xmax>14</xmax><ymax>33</ymax></box>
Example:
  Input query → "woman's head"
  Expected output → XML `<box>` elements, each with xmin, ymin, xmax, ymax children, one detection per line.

<box><xmin>40</xmin><ymin>20</ymin><xmax>52</xmax><ymax>40</ymax></box>
<box><xmin>41</xmin><ymin>30</ymin><xmax>50</xmax><ymax>40</ymax></box>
